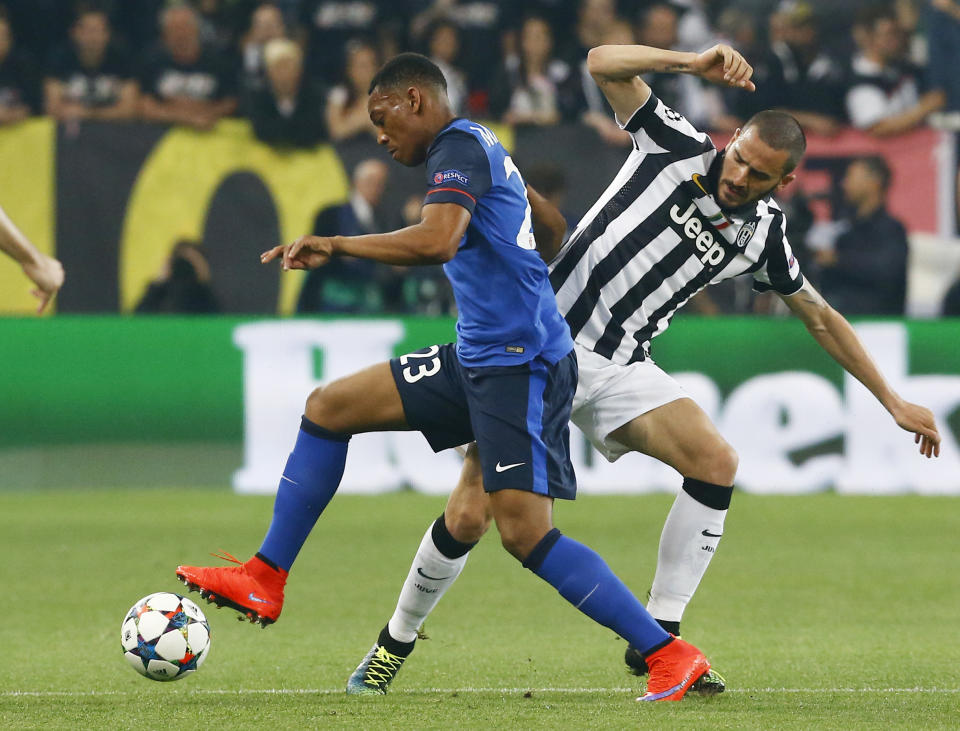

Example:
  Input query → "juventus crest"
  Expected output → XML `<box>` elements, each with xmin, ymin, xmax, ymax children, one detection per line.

<box><xmin>736</xmin><ymin>221</ymin><xmax>757</xmax><ymax>249</ymax></box>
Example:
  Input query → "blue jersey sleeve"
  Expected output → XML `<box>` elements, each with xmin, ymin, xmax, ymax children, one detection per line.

<box><xmin>423</xmin><ymin>130</ymin><xmax>492</xmax><ymax>215</ymax></box>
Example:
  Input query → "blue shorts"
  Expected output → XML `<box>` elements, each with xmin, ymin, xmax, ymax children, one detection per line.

<box><xmin>390</xmin><ymin>343</ymin><xmax>578</xmax><ymax>500</ymax></box>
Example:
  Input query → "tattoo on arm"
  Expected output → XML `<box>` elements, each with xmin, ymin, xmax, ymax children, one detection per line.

<box><xmin>621</xmin><ymin>63</ymin><xmax>688</xmax><ymax>76</ymax></box>
<box><xmin>799</xmin><ymin>285</ymin><xmax>827</xmax><ymax>309</ymax></box>
<box><xmin>782</xmin><ymin>281</ymin><xmax>830</xmax><ymax>321</ymax></box>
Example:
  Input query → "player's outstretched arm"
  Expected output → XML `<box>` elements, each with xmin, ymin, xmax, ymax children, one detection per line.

<box><xmin>0</xmin><ymin>204</ymin><xmax>65</xmax><ymax>313</ymax></box>
<box><xmin>587</xmin><ymin>43</ymin><xmax>755</xmax><ymax>124</ymax></box>
<box><xmin>261</xmin><ymin>202</ymin><xmax>470</xmax><ymax>269</ymax></box>
<box><xmin>780</xmin><ymin>281</ymin><xmax>941</xmax><ymax>458</ymax></box>
<box><xmin>527</xmin><ymin>184</ymin><xmax>567</xmax><ymax>264</ymax></box>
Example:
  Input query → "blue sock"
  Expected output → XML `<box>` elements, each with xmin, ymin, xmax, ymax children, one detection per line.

<box><xmin>524</xmin><ymin>529</ymin><xmax>671</xmax><ymax>654</ymax></box>
<box><xmin>258</xmin><ymin>417</ymin><xmax>350</xmax><ymax>571</ymax></box>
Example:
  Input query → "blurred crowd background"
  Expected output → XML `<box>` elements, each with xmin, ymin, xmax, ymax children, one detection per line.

<box><xmin>2</xmin><ymin>0</ymin><xmax>960</xmax><ymax>318</ymax></box>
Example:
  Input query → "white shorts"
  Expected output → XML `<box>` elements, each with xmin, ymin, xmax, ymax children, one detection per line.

<box><xmin>571</xmin><ymin>342</ymin><xmax>688</xmax><ymax>462</ymax></box>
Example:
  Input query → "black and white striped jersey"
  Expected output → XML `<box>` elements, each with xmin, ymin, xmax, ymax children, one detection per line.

<box><xmin>548</xmin><ymin>92</ymin><xmax>803</xmax><ymax>365</ymax></box>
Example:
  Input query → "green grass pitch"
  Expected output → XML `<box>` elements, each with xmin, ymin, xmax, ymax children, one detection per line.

<box><xmin>2</xmin><ymin>488</ymin><xmax>958</xmax><ymax>729</ymax></box>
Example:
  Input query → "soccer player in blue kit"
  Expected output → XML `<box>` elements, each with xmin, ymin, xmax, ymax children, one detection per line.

<box><xmin>178</xmin><ymin>53</ymin><xmax>711</xmax><ymax>701</ymax></box>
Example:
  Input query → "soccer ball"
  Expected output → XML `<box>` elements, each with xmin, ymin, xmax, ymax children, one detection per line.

<box><xmin>121</xmin><ymin>592</ymin><xmax>211</xmax><ymax>681</ymax></box>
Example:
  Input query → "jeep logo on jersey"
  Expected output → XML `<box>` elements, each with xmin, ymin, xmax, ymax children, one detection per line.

<box><xmin>433</xmin><ymin>169</ymin><xmax>469</xmax><ymax>186</ymax></box>
<box><xmin>736</xmin><ymin>220</ymin><xmax>757</xmax><ymax>249</ymax></box>
<box><xmin>669</xmin><ymin>202</ymin><xmax>725</xmax><ymax>266</ymax></box>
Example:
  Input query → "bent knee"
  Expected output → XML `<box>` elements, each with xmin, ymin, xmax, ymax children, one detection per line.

<box><xmin>496</xmin><ymin>521</ymin><xmax>546</xmax><ymax>562</ymax></box>
<box><xmin>694</xmin><ymin>440</ymin><xmax>739</xmax><ymax>486</ymax></box>
<box><xmin>303</xmin><ymin>383</ymin><xmax>350</xmax><ymax>432</ymax></box>
<box><xmin>498</xmin><ymin>530</ymin><xmax>528</xmax><ymax>561</ymax></box>
<box><xmin>445</xmin><ymin>504</ymin><xmax>491</xmax><ymax>544</ymax></box>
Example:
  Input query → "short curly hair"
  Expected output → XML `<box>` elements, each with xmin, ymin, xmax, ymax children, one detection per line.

<box><xmin>368</xmin><ymin>52</ymin><xmax>447</xmax><ymax>96</ymax></box>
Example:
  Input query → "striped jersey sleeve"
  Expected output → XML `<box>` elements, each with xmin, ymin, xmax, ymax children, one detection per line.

<box><xmin>750</xmin><ymin>202</ymin><xmax>804</xmax><ymax>295</ymax></box>
<box><xmin>618</xmin><ymin>91</ymin><xmax>712</xmax><ymax>156</ymax></box>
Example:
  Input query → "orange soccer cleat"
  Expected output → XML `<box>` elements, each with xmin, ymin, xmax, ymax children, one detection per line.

<box><xmin>636</xmin><ymin>637</ymin><xmax>711</xmax><ymax>702</ymax></box>
<box><xmin>176</xmin><ymin>552</ymin><xmax>288</xmax><ymax>627</ymax></box>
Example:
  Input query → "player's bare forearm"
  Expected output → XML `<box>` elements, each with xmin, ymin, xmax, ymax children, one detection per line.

<box><xmin>334</xmin><ymin>202</ymin><xmax>468</xmax><ymax>265</ymax></box>
<box><xmin>783</xmin><ymin>283</ymin><xmax>897</xmax><ymax>407</ymax></box>
<box><xmin>781</xmin><ymin>282</ymin><xmax>940</xmax><ymax>456</ymax></box>
<box><xmin>0</xmin><ymin>205</ymin><xmax>65</xmax><ymax>311</ymax></box>
<box><xmin>0</xmin><ymin>205</ymin><xmax>40</xmax><ymax>264</ymax></box>
<box><xmin>815</xmin><ymin>306</ymin><xmax>939</xmax><ymax>456</ymax></box>
<box><xmin>587</xmin><ymin>45</ymin><xmax>695</xmax><ymax>81</ymax></box>
<box><xmin>527</xmin><ymin>185</ymin><xmax>566</xmax><ymax>263</ymax></box>
<box><xmin>332</xmin><ymin>227</ymin><xmax>454</xmax><ymax>266</ymax></box>
<box><xmin>589</xmin><ymin>44</ymin><xmax>754</xmax><ymax>88</ymax></box>
<box><xmin>587</xmin><ymin>44</ymin><xmax>754</xmax><ymax>124</ymax></box>
<box><xmin>586</xmin><ymin>46</ymin><xmax>677</xmax><ymax>119</ymax></box>
<box><xmin>817</xmin><ymin>309</ymin><xmax>899</xmax><ymax>408</ymax></box>
<box><xmin>263</xmin><ymin>203</ymin><xmax>470</xmax><ymax>269</ymax></box>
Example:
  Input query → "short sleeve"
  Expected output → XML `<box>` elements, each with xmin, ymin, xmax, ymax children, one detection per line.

<box><xmin>423</xmin><ymin>130</ymin><xmax>493</xmax><ymax>215</ymax></box>
<box><xmin>618</xmin><ymin>91</ymin><xmax>713</xmax><ymax>156</ymax></box>
<box><xmin>752</xmin><ymin>215</ymin><xmax>804</xmax><ymax>295</ymax></box>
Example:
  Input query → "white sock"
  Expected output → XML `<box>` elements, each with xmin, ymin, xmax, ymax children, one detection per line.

<box><xmin>387</xmin><ymin>524</ymin><xmax>469</xmax><ymax>643</ymax></box>
<box><xmin>646</xmin><ymin>488</ymin><xmax>727</xmax><ymax>624</ymax></box>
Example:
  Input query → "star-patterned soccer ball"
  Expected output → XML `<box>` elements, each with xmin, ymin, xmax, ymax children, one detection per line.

<box><xmin>121</xmin><ymin>592</ymin><xmax>211</xmax><ymax>681</ymax></box>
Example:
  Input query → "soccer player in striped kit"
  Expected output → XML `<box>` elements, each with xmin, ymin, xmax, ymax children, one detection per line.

<box><xmin>345</xmin><ymin>41</ymin><xmax>941</xmax><ymax>695</ymax></box>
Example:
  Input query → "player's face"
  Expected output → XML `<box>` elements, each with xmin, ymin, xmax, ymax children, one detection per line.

<box><xmin>716</xmin><ymin>127</ymin><xmax>793</xmax><ymax>210</ymax></box>
<box><xmin>368</xmin><ymin>90</ymin><xmax>430</xmax><ymax>167</ymax></box>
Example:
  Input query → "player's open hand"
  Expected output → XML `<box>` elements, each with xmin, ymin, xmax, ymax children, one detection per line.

<box><xmin>890</xmin><ymin>399</ymin><xmax>941</xmax><ymax>458</ymax></box>
<box><xmin>22</xmin><ymin>254</ymin><xmax>65</xmax><ymax>313</ymax></box>
<box><xmin>260</xmin><ymin>236</ymin><xmax>334</xmax><ymax>270</ymax></box>
<box><xmin>692</xmin><ymin>44</ymin><xmax>755</xmax><ymax>92</ymax></box>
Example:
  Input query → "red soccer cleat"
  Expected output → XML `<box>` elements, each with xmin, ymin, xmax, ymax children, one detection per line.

<box><xmin>636</xmin><ymin>637</ymin><xmax>711</xmax><ymax>702</ymax></box>
<box><xmin>176</xmin><ymin>552</ymin><xmax>287</xmax><ymax>627</ymax></box>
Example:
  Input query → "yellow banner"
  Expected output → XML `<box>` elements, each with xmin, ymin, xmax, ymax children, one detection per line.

<box><xmin>120</xmin><ymin>119</ymin><xmax>349</xmax><ymax>314</ymax></box>
<box><xmin>0</xmin><ymin>119</ymin><xmax>55</xmax><ymax>315</ymax></box>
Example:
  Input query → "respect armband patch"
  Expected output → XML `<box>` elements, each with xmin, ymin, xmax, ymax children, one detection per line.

<box><xmin>432</xmin><ymin>169</ymin><xmax>470</xmax><ymax>186</ymax></box>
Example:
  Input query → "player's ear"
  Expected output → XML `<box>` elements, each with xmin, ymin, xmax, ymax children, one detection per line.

<box><xmin>407</xmin><ymin>86</ymin><xmax>422</xmax><ymax>113</ymax></box>
<box><xmin>777</xmin><ymin>173</ymin><xmax>796</xmax><ymax>191</ymax></box>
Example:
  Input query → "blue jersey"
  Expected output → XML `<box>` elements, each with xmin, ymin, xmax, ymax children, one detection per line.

<box><xmin>423</xmin><ymin>118</ymin><xmax>573</xmax><ymax>367</ymax></box>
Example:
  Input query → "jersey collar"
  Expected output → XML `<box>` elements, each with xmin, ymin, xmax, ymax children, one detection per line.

<box><xmin>426</xmin><ymin>116</ymin><xmax>465</xmax><ymax>157</ymax></box>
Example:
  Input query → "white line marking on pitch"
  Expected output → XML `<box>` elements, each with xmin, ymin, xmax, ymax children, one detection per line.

<box><xmin>4</xmin><ymin>687</ymin><xmax>959</xmax><ymax>697</ymax></box>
